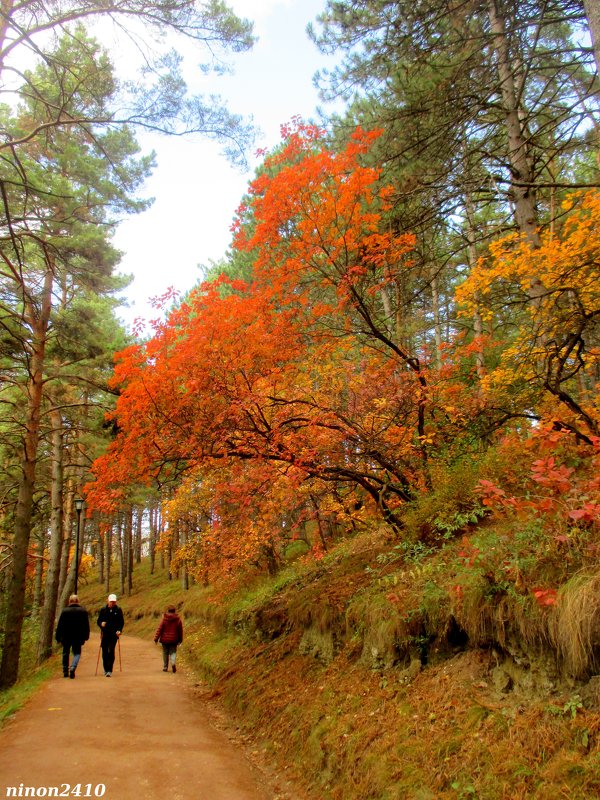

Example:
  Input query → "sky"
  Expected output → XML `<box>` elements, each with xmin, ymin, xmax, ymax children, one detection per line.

<box><xmin>112</xmin><ymin>0</ymin><xmax>337</xmax><ymax>330</ymax></box>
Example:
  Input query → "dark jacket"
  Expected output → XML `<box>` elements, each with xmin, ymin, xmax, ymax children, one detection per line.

<box><xmin>97</xmin><ymin>605</ymin><xmax>125</xmax><ymax>639</ymax></box>
<box><xmin>154</xmin><ymin>612</ymin><xmax>183</xmax><ymax>646</ymax></box>
<box><xmin>56</xmin><ymin>603</ymin><xmax>90</xmax><ymax>646</ymax></box>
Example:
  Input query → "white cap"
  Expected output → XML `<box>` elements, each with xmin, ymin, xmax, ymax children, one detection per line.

<box><xmin>108</xmin><ymin>594</ymin><xmax>117</xmax><ymax>602</ymax></box>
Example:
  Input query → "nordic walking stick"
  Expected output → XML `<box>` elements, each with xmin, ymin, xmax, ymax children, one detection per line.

<box><xmin>117</xmin><ymin>635</ymin><xmax>122</xmax><ymax>672</ymax></box>
<box><xmin>95</xmin><ymin>633</ymin><xmax>102</xmax><ymax>676</ymax></box>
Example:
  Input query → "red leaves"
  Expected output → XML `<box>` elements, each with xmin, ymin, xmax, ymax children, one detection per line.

<box><xmin>476</xmin><ymin>479</ymin><xmax>519</xmax><ymax>512</ymax></box>
<box><xmin>532</xmin><ymin>587</ymin><xmax>558</xmax><ymax>607</ymax></box>
<box><xmin>530</xmin><ymin>457</ymin><xmax>574</xmax><ymax>494</ymax></box>
<box><xmin>567</xmin><ymin>503</ymin><xmax>600</xmax><ymax>523</ymax></box>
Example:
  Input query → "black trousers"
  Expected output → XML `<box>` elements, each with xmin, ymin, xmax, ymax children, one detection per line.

<box><xmin>101</xmin><ymin>635</ymin><xmax>118</xmax><ymax>672</ymax></box>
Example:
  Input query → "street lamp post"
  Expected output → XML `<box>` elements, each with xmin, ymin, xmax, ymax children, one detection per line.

<box><xmin>74</xmin><ymin>497</ymin><xmax>84</xmax><ymax>594</ymax></box>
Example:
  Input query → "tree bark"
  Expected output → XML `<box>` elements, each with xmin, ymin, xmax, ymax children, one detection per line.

<box><xmin>488</xmin><ymin>1</ymin><xmax>543</xmax><ymax>300</ymax></box>
<box><xmin>117</xmin><ymin>514</ymin><xmax>125</xmax><ymax>596</ymax></box>
<box><xmin>431</xmin><ymin>270</ymin><xmax>443</xmax><ymax>369</ymax></box>
<box><xmin>465</xmin><ymin>190</ymin><xmax>486</xmax><ymax>381</ymax></box>
<box><xmin>96</xmin><ymin>521</ymin><xmax>104</xmax><ymax>584</ymax></box>
<box><xmin>583</xmin><ymin>0</ymin><xmax>600</xmax><ymax>74</ymax></box>
<box><xmin>149</xmin><ymin>505</ymin><xmax>157</xmax><ymax>574</ymax></box>
<box><xmin>57</xmin><ymin>489</ymin><xmax>73</xmax><ymax>611</ymax></box>
<box><xmin>134</xmin><ymin>507</ymin><xmax>142</xmax><ymax>564</ymax></box>
<box><xmin>32</xmin><ymin>529</ymin><xmax>45</xmax><ymax>614</ymax></box>
<box><xmin>0</xmin><ymin>268</ymin><xmax>52</xmax><ymax>688</ymax></box>
<box><xmin>105</xmin><ymin>522</ymin><xmax>112</xmax><ymax>593</ymax></box>
<box><xmin>37</xmin><ymin>408</ymin><xmax>65</xmax><ymax>663</ymax></box>
<box><xmin>126</xmin><ymin>507</ymin><xmax>133</xmax><ymax>596</ymax></box>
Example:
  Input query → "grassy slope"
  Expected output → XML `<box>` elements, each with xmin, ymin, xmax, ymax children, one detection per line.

<box><xmin>70</xmin><ymin>530</ymin><xmax>600</xmax><ymax>800</ymax></box>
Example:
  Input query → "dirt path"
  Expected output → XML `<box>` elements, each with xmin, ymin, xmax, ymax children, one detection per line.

<box><xmin>0</xmin><ymin>636</ymin><xmax>284</xmax><ymax>800</ymax></box>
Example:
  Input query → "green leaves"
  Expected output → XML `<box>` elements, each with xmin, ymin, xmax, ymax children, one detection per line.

<box><xmin>0</xmin><ymin>0</ymin><xmax>256</xmax><ymax>164</ymax></box>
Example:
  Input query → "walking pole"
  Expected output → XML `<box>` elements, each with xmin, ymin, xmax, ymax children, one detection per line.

<box><xmin>95</xmin><ymin>635</ymin><xmax>102</xmax><ymax>676</ymax></box>
<box><xmin>117</xmin><ymin>636</ymin><xmax>122</xmax><ymax>672</ymax></box>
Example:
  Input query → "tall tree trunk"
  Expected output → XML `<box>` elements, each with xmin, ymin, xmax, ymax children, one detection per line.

<box><xmin>0</xmin><ymin>268</ymin><xmax>52</xmax><ymax>688</ymax></box>
<box><xmin>105</xmin><ymin>522</ymin><xmax>112</xmax><ymax>593</ymax></box>
<box><xmin>117</xmin><ymin>514</ymin><xmax>125</xmax><ymax>596</ymax></box>
<box><xmin>97</xmin><ymin>521</ymin><xmax>104</xmax><ymax>585</ymax></box>
<box><xmin>166</xmin><ymin>518</ymin><xmax>174</xmax><ymax>579</ymax></box>
<box><xmin>488</xmin><ymin>0</ymin><xmax>543</xmax><ymax>301</ymax></box>
<box><xmin>58</xmin><ymin>513</ymin><xmax>81</xmax><ymax>608</ymax></box>
<box><xmin>431</xmin><ymin>270</ymin><xmax>443</xmax><ymax>369</ymax></box>
<box><xmin>583</xmin><ymin>0</ymin><xmax>600</xmax><ymax>74</ymax></box>
<box><xmin>465</xmin><ymin>190</ymin><xmax>486</xmax><ymax>381</ymax></box>
<box><xmin>149</xmin><ymin>505</ymin><xmax>157</xmax><ymax>574</ymax></box>
<box><xmin>58</xmin><ymin>435</ymin><xmax>86</xmax><ymax>609</ymax></box>
<box><xmin>180</xmin><ymin>520</ymin><xmax>188</xmax><ymax>590</ymax></box>
<box><xmin>126</xmin><ymin>507</ymin><xmax>133</xmax><ymax>596</ymax></box>
<box><xmin>134</xmin><ymin>507</ymin><xmax>142</xmax><ymax>564</ymax></box>
<box><xmin>32</xmin><ymin>529</ymin><xmax>45</xmax><ymax>614</ymax></box>
<box><xmin>57</xmin><ymin>488</ymin><xmax>73</xmax><ymax>611</ymax></box>
<box><xmin>583</xmin><ymin>0</ymin><xmax>600</xmax><ymax>166</ymax></box>
<box><xmin>37</xmin><ymin>408</ymin><xmax>65</xmax><ymax>663</ymax></box>
<box><xmin>159</xmin><ymin>507</ymin><xmax>166</xmax><ymax>570</ymax></box>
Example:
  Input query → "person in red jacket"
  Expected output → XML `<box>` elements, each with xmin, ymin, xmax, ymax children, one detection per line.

<box><xmin>154</xmin><ymin>605</ymin><xmax>183</xmax><ymax>673</ymax></box>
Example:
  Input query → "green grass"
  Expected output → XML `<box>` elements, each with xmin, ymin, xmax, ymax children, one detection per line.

<box><xmin>0</xmin><ymin>657</ymin><xmax>59</xmax><ymax>728</ymax></box>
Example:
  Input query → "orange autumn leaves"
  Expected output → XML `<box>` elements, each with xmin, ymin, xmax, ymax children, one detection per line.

<box><xmin>87</xmin><ymin>123</ymin><xmax>600</xmax><ymax>577</ymax></box>
<box><xmin>87</xmin><ymin>124</ymin><xmax>426</xmax><ymax>573</ymax></box>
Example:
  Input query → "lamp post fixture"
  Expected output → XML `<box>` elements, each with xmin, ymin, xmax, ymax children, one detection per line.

<box><xmin>74</xmin><ymin>497</ymin><xmax>84</xmax><ymax>594</ymax></box>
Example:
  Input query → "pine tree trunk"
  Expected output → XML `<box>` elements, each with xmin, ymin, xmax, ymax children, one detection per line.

<box><xmin>488</xmin><ymin>1</ymin><xmax>539</xmax><ymax>245</ymax></box>
<box><xmin>180</xmin><ymin>521</ymin><xmax>188</xmax><ymax>590</ymax></box>
<box><xmin>37</xmin><ymin>408</ymin><xmax>65</xmax><ymax>663</ymax></box>
<box><xmin>32</xmin><ymin>530</ymin><xmax>45</xmax><ymax>614</ymax></box>
<box><xmin>488</xmin><ymin>1</ymin><xmax>542</xmax><ymax>302</ymax></box>
<box><xmin>149</xmin><ymin>506</ymin><xmax>157</xmax><ymax>574</ymax></box>
<box><xmin>465</xmin><ymin>190</ymin><xmax>486</xmax><ymax>381</ymax></box>
<box><xmin>105</xmin><ymin>523</ymin><xmax>112</xmax><ymax>592</ymax></box>
<box><xmin>431</xmin><ymin>271</ymin><xmax>443</xmax><ymax>369</ymax></box>
<box><xmin>97</xmin><ymin>522</ymin><xmax>104</xmax><ymax>584</ymax></box>
<box><xmin>126</xmin><ymin>507</ymin><xmax>133</xmax><ymax>596</ymax></box>
<box><xmin>117</xmin><ymin>515</ymin><xmax>125</xmax><ymax>596</ymax></box>
<box><xmin>583</xmin><ymin>0</ymin><xmax>600</xmax><ymax>73</ymax></box>
<box><xmin>57</xmin><ymin>489</ymin><xmax>73</xmax><ymax>611</ymax></box>
<box><xmin>0</xmin><ymin>269</ymin><xmax>52</xmax><ymax>688</ymax></box>
<box><xmin>134</xmin><ymin>507</ymin><xmax>142</xmax><ymax>564</ymax></box>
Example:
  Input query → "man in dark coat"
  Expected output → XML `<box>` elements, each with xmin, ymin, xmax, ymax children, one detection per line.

<box><xmin>96</xmin><ymin>593</ymin><xmax>124</xmax><ymax>677</ymax></box>
<box><xmin>154</xmin><ymin>605</ymin><xmax>183</xmax><ymax>673</ymax></box>
<box><xmin>55</xmin><ymin>594</ymin><xmax>90</xmax><ymax>679</ymax></box>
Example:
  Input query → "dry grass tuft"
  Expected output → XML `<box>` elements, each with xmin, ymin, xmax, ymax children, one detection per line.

<box><xmin>549</xmin><ymin>568</ymin><xmax>600</xmax><ymax>678</ymax></box>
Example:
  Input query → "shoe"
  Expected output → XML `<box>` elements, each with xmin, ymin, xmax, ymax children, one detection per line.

<box><xmin>105</xmin><ymin>672</ymin><xmax>111</xmax><ymax>677</ymax></box>
<box><xmin>69</xmin><ymin>669</ymin><xmax>75</xmax><ymax>679</ymax></box>
<box><xmin>172</xmin><ymin>665</ymin><xmax>176</xmax><ymax>673</ymax></box>
<box><xmin>63</xmin><ymin>672</ymin><xmax>69</xmax><ymax>678</ymax></box>
<box><xmin>163</xmin><ymin>667</ymin><xmax>168</xmax><ymax>672</ymax></box>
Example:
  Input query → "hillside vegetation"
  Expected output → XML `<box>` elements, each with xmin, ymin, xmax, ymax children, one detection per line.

<box><xmin>76</xmin><ymin>507</ymin><xmax>600</xmax><ymax>800</ymax></box>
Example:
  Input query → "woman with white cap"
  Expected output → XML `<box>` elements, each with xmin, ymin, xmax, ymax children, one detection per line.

<box><xmin>96</xmin><ymin>593</ymin><xmax>124</xmax><ymax>677</ymax></box>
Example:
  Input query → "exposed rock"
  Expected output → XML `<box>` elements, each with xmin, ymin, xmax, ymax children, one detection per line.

<box><xmin>491</xmin><ymin>666</ymin><xmax>514</xmax><ymax>694</ymax></box>
<box><xmin>299</xmin><ymin>626</ymin><xmax>336</xmax><ymax>664</ymax></box>
<box><xmin>397</xmin><ymin>657</ymin><xmax>423</xmax><ymax>684</ymax></box>
<box><xmin>580</xmin><ymin>675</ymin><xmax>600</xmax><ymax>709</ymax></box>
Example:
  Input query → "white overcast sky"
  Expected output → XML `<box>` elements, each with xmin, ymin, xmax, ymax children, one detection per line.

<box><xmin>112</xmin><ymin>0</ymin><xmax>337</xmax><ymax>330</ymax></box>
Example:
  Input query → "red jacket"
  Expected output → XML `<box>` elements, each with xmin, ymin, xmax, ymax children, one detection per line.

<box><xmin>154</xmin><ymin>612</ymin><xmax>183</xmax><ymax>645</ymax></box>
